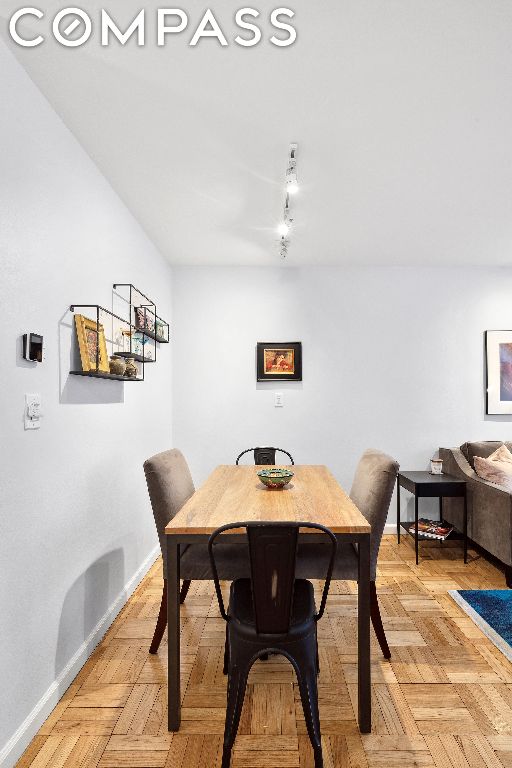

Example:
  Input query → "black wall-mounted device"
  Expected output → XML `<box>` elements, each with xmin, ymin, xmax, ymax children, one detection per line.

<box><xmin>22</xmin><ymin>333</ymin><xmax>44</xmax><ymax>362</ymax></box>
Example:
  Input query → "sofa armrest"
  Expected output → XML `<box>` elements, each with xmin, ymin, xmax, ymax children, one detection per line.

<box><xmin>439</xmin><ymin>447</ymin><xmax>512</xmax><ymax>567</ymax></box>
<box><xmin>439</xmin><ymin>447</ymin><xmax>475</xmax><ymax>479</ymax></box>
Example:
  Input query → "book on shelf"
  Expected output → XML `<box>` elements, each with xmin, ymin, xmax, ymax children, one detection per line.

<box><xmin>407</xmin><ymin>518</ymin><xmax>454</xmax><ymax>540</ymax></box>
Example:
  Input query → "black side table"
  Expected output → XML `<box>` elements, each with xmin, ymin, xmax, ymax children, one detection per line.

<box><xmin>397</xmin><ymin>471</ymin><xmax>467</xmax><ymax>565</ymax></box>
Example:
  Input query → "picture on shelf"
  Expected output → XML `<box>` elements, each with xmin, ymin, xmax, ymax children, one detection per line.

<box><xmin>134</xmin><ymin>306</ymin><xmax>155</xmax><ymax>333</ymax></box>
<box><xmin>134</xmin><ymin>305</ymin><xmax>168</xmax><ymax>343</ymax></box>
<box><xmin>256</xmin><ymin>341</ymin><xmax>302</xmax><ymax>381</ymax></box>
<box><xmin>155</xmin><ymin>319</ymin><xmax>167</xmax><ymax>342</ymax></box>
<box><xmin>486</xmin><ymin>330</ymin><xmax>512</xmax><ymax>414</ymax></box>
<box><xmin>74</xmin><ymin>314</ymin><xmax>109</xmax><ymax>373</ymax></box>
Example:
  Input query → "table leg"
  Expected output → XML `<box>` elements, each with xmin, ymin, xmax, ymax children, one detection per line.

<box><xmin>167</xmin><ymin>538</ymin><xmax>181</xmax><ymax>731</ymax></box>
<box><xmin>415</xmin><ymin>495</ymin><xmax>419</xmax><ymax>566</ymax></box>
<box><xmin>463</xmin><ymin>490</ymin><xmax>468</xmax><ymax>564</ymax></box>
<box><xmin>397</xmin><ymin>481</ymin><xmax>401</xmax><ymax>544</ymax></box>
<box><xmin>358</xmin><ymin>534</ymin><xmax>371</xmax><ymax>733</ymax></box>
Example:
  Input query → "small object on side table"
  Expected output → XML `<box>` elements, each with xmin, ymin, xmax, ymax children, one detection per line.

<box><xmin>430</xmin><ymin>458</ymin><xmax>443</xmax><ymax>474</ymax></box>
<box><xmin>257</xmin><ymin>468</ymin><xmax>294</xmax><ymax>489</ymax></box>
<box><xmin>124</xmin><ymin>357</ymin><xmax>138</xmax><ymax>378</ymax></box>
<box><xmin>396</xmin><ymin>471</ymin><xmax>467</xmax><ymax>565</ymax></box>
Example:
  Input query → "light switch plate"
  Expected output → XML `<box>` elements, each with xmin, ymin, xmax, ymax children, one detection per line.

<box><xmin>274</xmin><ymin>392</ymin><xmax>284</xmax><ymax>407</ymax></box>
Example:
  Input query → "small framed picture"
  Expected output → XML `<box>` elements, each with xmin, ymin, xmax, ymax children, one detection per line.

<box><xmin>256</xmin><ymin>342</ymin><xmax>302</xmax><ymax>382</ymax></box>
<box><xmin>74</xmin><ymin>314</ymin><xmax>109</xmax><ymax>373</ymax></box>
<box><xmin>155</xmin><ymin>319</ymin><xmax>168</xmax><ymax>342</ymax></box>
<box><xmin>486</xmin><ymin>330</ymin><xmax>512</xmax><ymax>414</ymax></box>
<box><xmin>134</xmin><ymin>306</ymin><xmax>155</xmax><ymax>333</ymax></box>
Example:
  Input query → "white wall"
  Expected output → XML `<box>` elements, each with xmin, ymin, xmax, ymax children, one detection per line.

<box><xmin>4</xmin><ymin>23</ymin><xmax>512</xmax><ymax>765</ymax></box>
<box><xmin>0</xmin><ymin>42</ymin><xmax>173</xmax><ymax>766</ymax></box>
<box><xmin>172</xmin><ymin>265</ymin><xmax>512</xmax><ymax>500</ymax></box>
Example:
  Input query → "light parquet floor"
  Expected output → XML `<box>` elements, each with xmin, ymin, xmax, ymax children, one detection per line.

<box><xmin>16</xmin><ymin>536</ymin><xmax>512</xmax><ymax>768</ymax></box>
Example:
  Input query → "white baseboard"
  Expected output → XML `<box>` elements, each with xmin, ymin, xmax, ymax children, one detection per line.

<box><xmin>383</xmin><ymin>523</ymin><xmax>397</xmax><ymax>535</ymax></box>
<box><xmin>0</xmin><ymin>545</ymin><xmax>160</xmax><ymax>768</ymax></box>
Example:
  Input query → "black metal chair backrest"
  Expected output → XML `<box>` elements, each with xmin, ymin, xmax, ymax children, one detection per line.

<box><xmin>235</xmin><ymin>447</ymin><xmax>295</xmax><ymax>466</ymax></box>
<box><xmin>247</xmin><ymin>524</ymin><xmax>298</xmax><ymax>633</ymax></box>
<box><xmin>208</xmin><ymin>521</ymin><xmax>337</xmax><ymax>632</ymax></box>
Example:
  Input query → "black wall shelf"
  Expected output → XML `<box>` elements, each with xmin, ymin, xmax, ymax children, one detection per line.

<box><xmin>70</xmin><ymin>370</ymin><xmax>143</xmax><ymax>381</ymax></box>
<box><xmin>116</xmin><ymin>352</ymin><xmax>155</xmax><ymax>363</ymax></box>
<box><xmin>113</xmin><ymin>284</ymin><xmax>170</xmax><ymax>347</ymax></box>
<box><xmin>69</xmin><ymin>304</ymin><xmax>145</xmax><ymax>381</ymax></box>
<box><xmin>134</xmin><ymin>324</ymin><xmax>169</xmax><ymax>344</ymax></box>
<box><xmin>69</xmin><ymin>287</ymin><xmax>169</xmax><ymax>382</ymax></box>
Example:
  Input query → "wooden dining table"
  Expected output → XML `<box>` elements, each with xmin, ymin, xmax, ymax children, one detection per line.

<box><xmin>165</xmin><ymin>464</ymin><xmax>372</xmax><ymax>733</ymax></box>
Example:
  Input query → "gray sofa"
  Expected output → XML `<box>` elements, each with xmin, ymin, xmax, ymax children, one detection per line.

<box><xmin>439</xmin><ymin>441</ymin><xmax>512</xmax><ymax>586</ymax></box>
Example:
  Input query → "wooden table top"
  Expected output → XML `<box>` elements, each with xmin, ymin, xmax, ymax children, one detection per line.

<box><xmin>165</xmin><ymin>465</ymin><xmax>370</xmax><ymax>535</ymax></box>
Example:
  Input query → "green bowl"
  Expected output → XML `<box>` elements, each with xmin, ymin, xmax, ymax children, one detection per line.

<box><xmin>257</xmin><ymin>468</ymin><xmax>294</xmax><ymax>489</ymax></box>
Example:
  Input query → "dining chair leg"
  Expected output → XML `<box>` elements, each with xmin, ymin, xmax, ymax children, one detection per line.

<box><xmin>370</xmin><ymin>581</ymin><xmax>391</xmax><ymax>659</ymax></box>
<box><xmin>293</xmin><ymin>637</ymin><xmax>323</xmax><ymax>768</ymax></box>
<box><xmin>222</xmin><ymin>654</ymin><xmax>250</xmax><ymax>768</ymax></box>
<box><xmin>149</xmin><ymin>580</ymin><xmax>167</xmax><ymax>655</ymax></box>
<box><xmin>223</xmin><ymin>623</ymin><xmax>229</xmax><ymax>675</ymax></box>
<box><xmin>179</xmin><ymin>579</ymin><xmax>191</xmax><ymax>604</ymax></box>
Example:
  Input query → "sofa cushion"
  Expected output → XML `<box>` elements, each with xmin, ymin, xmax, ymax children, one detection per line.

<box><xmin>460</xmin><ymin>441</ymin><xmax>505</xmax><ymax>469</ymax></box>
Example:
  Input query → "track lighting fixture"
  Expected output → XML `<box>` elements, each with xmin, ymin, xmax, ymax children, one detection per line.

<box><xmin>279</xmin><ymin>143</ymin><xmax>298</xmax><ymax>258</ymax></box>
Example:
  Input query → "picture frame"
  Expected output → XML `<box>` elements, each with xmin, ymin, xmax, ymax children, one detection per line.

<box><xmin>256</xmin><ymin>341</ymin><xmax>302</xmax><ymax>382</ymax></box>
<box><xmin>74</xmin><ymin>313</ymin><xmax>109</xmax><ymax>373</ymax></box>
<box><xmin>155</xmin><ymin>319</ymin><xmax>167</xmax><ymax>342</ymax></box>
<box><xmin>134</xmin><ymin>306</ymin><xmax>155</xmax><ymax>334</ymax></box>
<box><xmin>485</xmin><ymin>330</ymin><xmax>512</xmax><ymax>414</ymax></box>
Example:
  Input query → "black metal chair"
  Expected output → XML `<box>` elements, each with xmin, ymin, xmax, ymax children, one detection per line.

<box><xmin>209</xmin><ymin>521</ymin><xmax>337</xmax><ymax>768</ymax></box>
<box><xmin>235</xmin><ymin>447</ymin><xmax>294</xmax><ymax>465</ymax></box>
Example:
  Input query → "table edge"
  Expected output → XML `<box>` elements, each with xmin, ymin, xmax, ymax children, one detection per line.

<box><xmin>165</xmin><ymin>524</ymin><xmax>371</xmax><ymax>535</ymax></box>
<box><xmin>398</xmin><ymin>471</ymin><xmax>465</xmax><ymax>483</ymax></box>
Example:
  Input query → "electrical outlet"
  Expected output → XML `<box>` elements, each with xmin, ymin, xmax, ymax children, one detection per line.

<box><xmin>25</xmin><ymin>393</ymin><xmax>41</xmax><ymax>430</ymax></box>
<box><xmin>274</xmin><ymin>392</ymin><xmax>284</xmax><ymax>407</ymax></box>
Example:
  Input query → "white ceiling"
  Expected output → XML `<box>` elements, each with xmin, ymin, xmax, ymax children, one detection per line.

<box><xmin>4</xmin><ymin>0</ymin><xmax>512</xmax><ymax>265</ymax></box>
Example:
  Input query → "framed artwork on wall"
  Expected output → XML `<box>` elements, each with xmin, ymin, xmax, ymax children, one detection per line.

<box><xmin>256</xmin><ymin>341</ymin><xmax>302</xmax><ymax>382</ymax></box>
<box><xmin>485</xmin><ymin>330</ymin><xmax>512</xmax><ymax>414</ymax></box>
<box><xmin>74</xmin><ymin>314</ymin><xmax>109</xmax><ymax>373</ymax></box>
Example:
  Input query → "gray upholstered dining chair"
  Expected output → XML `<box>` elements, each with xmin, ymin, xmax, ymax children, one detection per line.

<box><xmin>296</xmin><ymin>449</ymin><xmax>399</xmax><ymax>659</ymax></box>
<box><xmin>143</xmin><ymin>448</ymin><xmax>250</xmax><ymax>654</ymax></box>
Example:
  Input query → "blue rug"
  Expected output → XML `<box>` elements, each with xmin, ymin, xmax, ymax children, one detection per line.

<box><xmin>449</xmin><ymin>589</ymin><xmax>512</xmax><ymax>661</ymax></box>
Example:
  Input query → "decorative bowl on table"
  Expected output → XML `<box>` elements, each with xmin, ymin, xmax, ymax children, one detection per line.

<box><xmin>257</xmin><ymin>468</ymin><xmax>294</xmax><ymax>489</ymax></box>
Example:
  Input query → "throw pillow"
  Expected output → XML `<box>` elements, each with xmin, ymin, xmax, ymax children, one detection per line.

<box><xmin>474</xmin><ymin>445</ymin><xmax>512</xmax><ymax>491</ymax></box>
<box><xmin>489</xmin><ymin>444</ymin><xmax>512</xmax><ymax>465</ymax></box>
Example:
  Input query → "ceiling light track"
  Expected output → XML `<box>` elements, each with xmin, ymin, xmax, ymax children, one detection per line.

<box><xmin>279</xmin><ymin>142</ymin><xmax>298</xmax><ymax>258</ymax></box>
